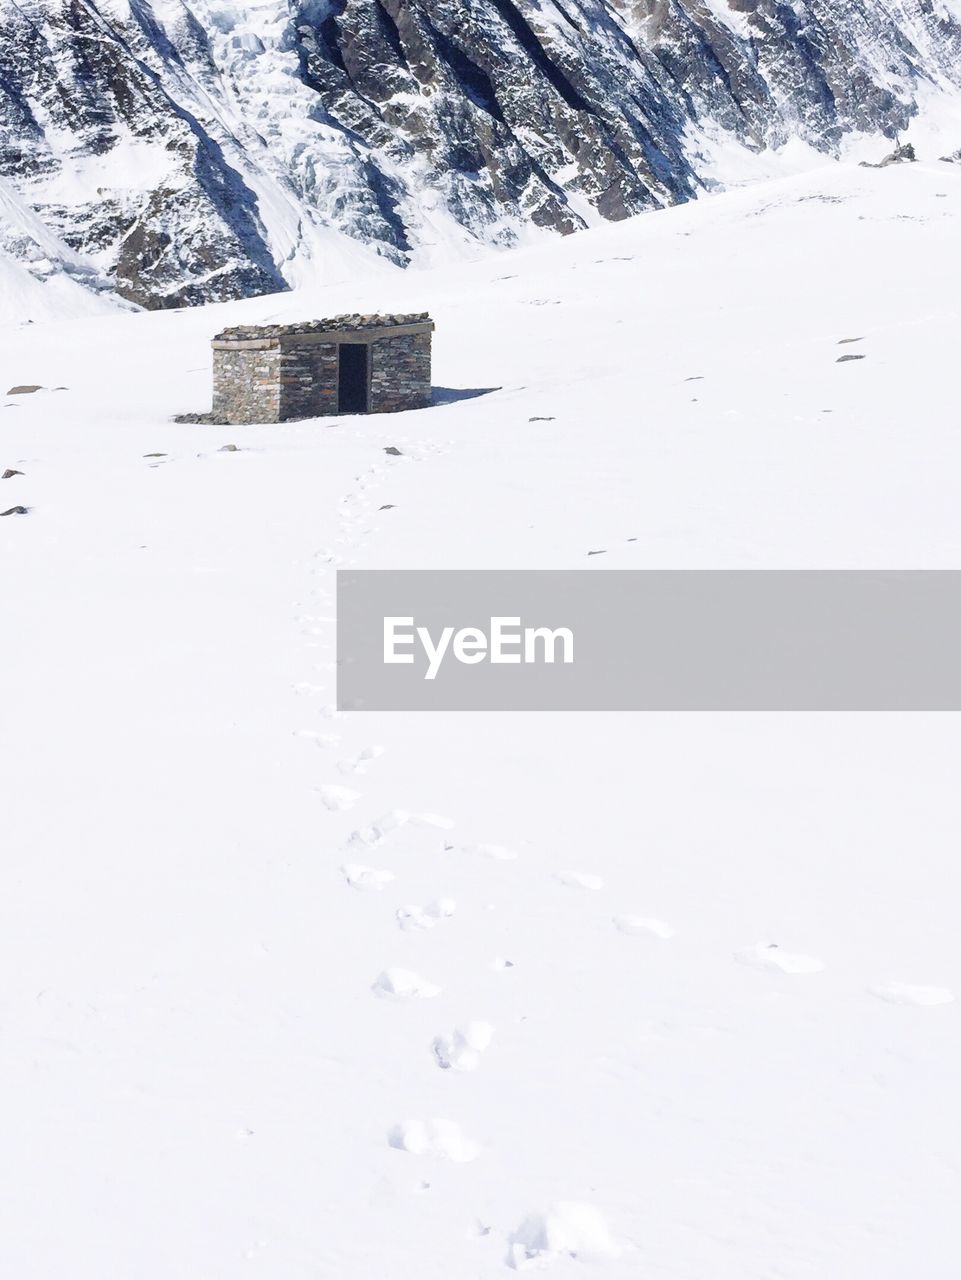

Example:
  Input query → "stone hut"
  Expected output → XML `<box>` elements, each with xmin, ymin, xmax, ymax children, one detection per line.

<box><xmin>210</xmin><ymin>313</ymin><xmax>434</xmax><ymax>424</ymax></box>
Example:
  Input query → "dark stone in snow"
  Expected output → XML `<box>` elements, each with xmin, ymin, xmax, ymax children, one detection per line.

<box><xmin>384</xmin><ymin>446</ymin><xmax>404</xmax><ymax>456</ymax></box>
<box><xmin>1</xmin><ymin>505</ymin><xmax>29</xmax><ymax>516</ymax></box>
<box><xmin>7</xmin><ymin>385</ymin><xmax>42</xmax><ymax>395</ymax></box>
<box><xmin>836</xmin><ymin>354</ymin><xmax>867</xmax><ymax>363</ymax></box>
<box><xmin>2</xmin><ymin>469</ymin><xmax>24</xmax><ymax>479</ymax></box>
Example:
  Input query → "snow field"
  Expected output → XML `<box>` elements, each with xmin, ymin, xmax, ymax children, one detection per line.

<box><xmin>2</xmin><ymin>163</ymin><xmax>960</xmax><ymax>1277</ymax></box>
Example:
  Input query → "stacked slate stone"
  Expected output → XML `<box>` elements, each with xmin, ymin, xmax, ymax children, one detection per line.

<box><xmin>208</xmin><ymin>340</ymin><xmax>282</xmax><ymax>425</ymax></box>
<box><xmin>370</xmin><ymin>331</ymin><xmax>432</xmax><ymax>414</ymax></box>
<box><xmin>280</xmin><ymin>342</ymin><xmax>339</xmax><ymax>421</ymax></box>
<box><xmin>184</xmin><ymin>313</ymin><xmax>434</xmax><ymax>425</ymax></box>
<box><xmin>213</xmin><ymin>314</ymin><xmax>431</xmax><ymax>341</ymax></box>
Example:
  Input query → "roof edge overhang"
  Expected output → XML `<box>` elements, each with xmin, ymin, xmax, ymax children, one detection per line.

<box><xmin>213</xmin><ymin>321</ymin><xmax>435</xmax><ymax>351</ymax></box>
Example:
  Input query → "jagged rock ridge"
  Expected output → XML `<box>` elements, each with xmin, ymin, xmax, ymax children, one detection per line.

<box><xmin>1</xmin><ymin>0</ymin><xmax>960</xmax><ymax>310</ymax></box>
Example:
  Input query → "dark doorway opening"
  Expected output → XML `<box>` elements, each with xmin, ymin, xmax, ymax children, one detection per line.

<box><xmin>338</xmin><ymin>343</ymin><xmax>369</xmax><ymax>413</ymax></box>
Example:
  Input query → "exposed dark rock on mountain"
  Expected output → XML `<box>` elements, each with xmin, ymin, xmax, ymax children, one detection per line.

<box><xmin>1</xmin><ymin>0</ymin><xmax>960</xmax><ymax>309</ymax></box>
<box><xmin>860</xmin><ymin>139</ymin><xmax>919</xmax><ymax>167</ymax></box>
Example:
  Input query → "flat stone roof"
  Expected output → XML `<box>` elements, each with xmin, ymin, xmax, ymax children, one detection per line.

<box><xmin>213</xmin><ymin>313</ymin><xmax>433</xmax><ymax>343</ymax></box>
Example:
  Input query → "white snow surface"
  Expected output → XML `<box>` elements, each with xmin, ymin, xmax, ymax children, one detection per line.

<box><xmin>2</xmin><ymin>163</ymin><xmax>961</xmax><ymax>1277</ymax></box>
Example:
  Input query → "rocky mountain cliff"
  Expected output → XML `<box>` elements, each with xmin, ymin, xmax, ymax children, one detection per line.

<box><xmin>2</xmin><ymin>0</ymin><xmax>961</xmax><ymax>310</ymax></box>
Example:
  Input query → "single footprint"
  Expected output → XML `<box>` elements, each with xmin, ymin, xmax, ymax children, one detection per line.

<box><xmin>347</xmin><ymin>809</ymin><xmax>410</xmax><ymax>847</ymax></box>
<box><xmin>337</xmin><ymin>745</ymin><xmax>385</xmax><ymax>775</ymax></box>
<box><xmin>372</xmin><ymin>968</ymin><xmax>442</xmax><ymax>999</ymax></box>
<box><xmin>613</xmin><ymin>915</ymin><xmax>674</xmax><ymax>939</ymax></box>
<box><xmin>556</xmin><ymin>870</ymin><xmax>604</xmax><ymax>891</ymax></box>
<box><xmin>432</xmin><ymin>1021</ymin><xmax>493</xmax><ymax>1071</ymax></box>
<box><xmin>461</xmin><ymin>842</ymin><xmax>519</xmax><ymax>862</ymax></box>
<box><xmin>387</xmin><ymin>1119</ymin><xmax>478</xmax><ymax>1163</ymax></box>
<box><xmin>734</xmin><ymin>943</ymin><xmax>825</xmax><ymax>974</ymax></box>
<box><xmin>318</xmin><ymin>784</ymin><xmax>362</xmax><ymax>812</ymax></box>
<box><xmin>341</xmin><ymin>863</ymin><xmax>395</xmax><ymax>892</ymax></box>
<box><xmin>396</xmin><ymin>899</ymin><xmax>457</xmax><ymax>932</ymax></box>
<box><xmin>507</xmin><ymin>1203</ymin><xmax>619</xmax><ymax>1270</ymax></box>
<box><xmin>868</xmin><ymin>982</ymin><xmax>954</xmax><ymax>1007</ymax></box>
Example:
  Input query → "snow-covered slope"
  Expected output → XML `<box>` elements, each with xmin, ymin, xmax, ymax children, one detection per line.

<box><xmin>2</xmin><ymin>0</ymin><xmax>961</xmax><ymax>311</ymax></box>
<box><xmin>0</xmin><ymin>175</ymin><xmax>125</xmax><ymax>321</ymax></box>
<box><xmin>2</xmin><ymin>162</ymin><xmax>960</xmax><ymax>1277</ymax></box>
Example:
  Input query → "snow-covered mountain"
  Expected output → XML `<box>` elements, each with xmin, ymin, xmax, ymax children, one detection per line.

<box><xmin>2</xmin><ymin>0</ymin><xmax>961</xmax><ymax>311</ymax></box>
<box><xmin>0</xmin><ymin>173</ymin><xmax>127</xmax><ymax>317</ymax></box>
